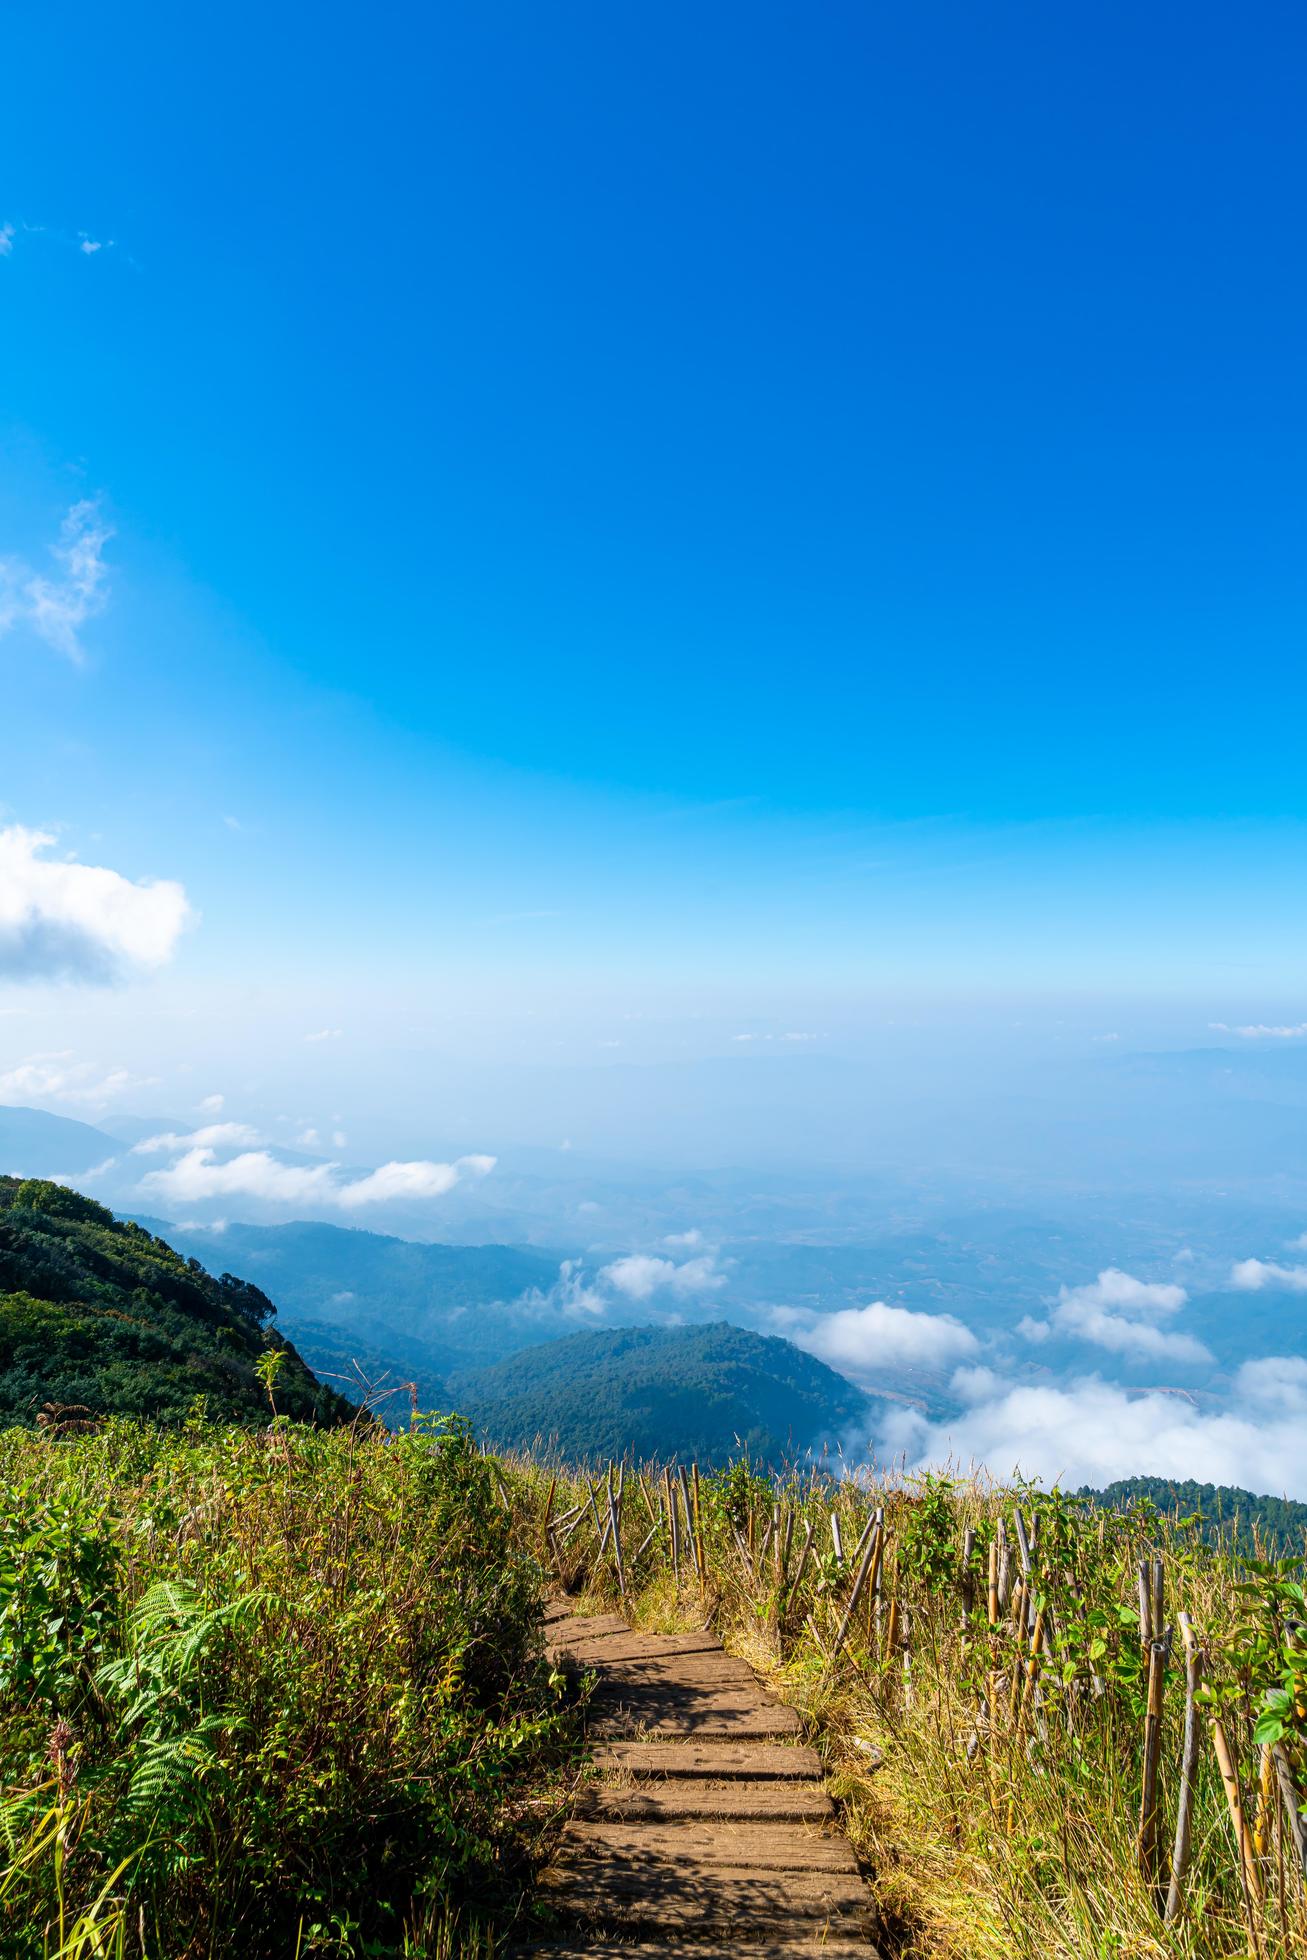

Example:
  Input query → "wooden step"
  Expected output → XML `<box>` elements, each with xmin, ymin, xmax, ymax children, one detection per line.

<box><xmin>552</xmin><ymin>1631</ymin><xmax>726</xmax><ymax>1662</ymax></box>
<box><xmin>539</xmin><ymin>1862</ymin><xmax>870</xmax><ymax>1930</ymax></box>
<box><xmin>559</xmin><ymin>1820</ymin><xmax>859</xmax><ymax>1874</ymax></box>
<box><xmin>589</xmin><ymin>1690</ymin><xmax>803</xmax><ymax>1739</ymax></box>
<box><xmin>579</xmin><ymin>1781</ymin><xmax>834</xmax><ymax>1823</ymax></box>
<box><xmin>590</xmin><ymin>1741</ymin><xmax>824</xmax><ymax>1780</ymax></box>
<box><xmin>517</xmin><ymin>1944</ymin><xmax>873</xmax><ymax>1958</ymax></box>
<box><xmin>518</xmin><ymin>1944</ymin><xmax>872</xmax><ymax>1959</ymax></box>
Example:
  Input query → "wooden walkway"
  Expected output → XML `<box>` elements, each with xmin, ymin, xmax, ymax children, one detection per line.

<box><xmin>525</xmin><ymin>1599</ymin><xmax>878</xmax><ymax>1957</ymax></box>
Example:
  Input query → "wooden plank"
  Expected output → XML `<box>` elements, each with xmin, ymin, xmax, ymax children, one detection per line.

<box><xmin>579</xmin><ymin>1782</ymin><xmax>834</xmax><ymax>1823</ymax></box>
<box><xmin>546</xmin><ymin>1613</ymin><xmax>629</xmax><ymax>1644</ymax></box>
<box><xmin>560</xmin><ymin>1820</ymin><xmax>859</xmax><ymax>1873</ymax></box>
<box><xmin>515</xmin><ymin>1943</ymin><xmax>873</xmax><ymax>1958</ymax></box>
<box><xmin>538</xmin><ymin>1862</ymin><xmax>870</xmax><ymax>1929</ymax></box>
<box><xmin>553</xmin><ymin>1631</ymin><xmax>726</xmax><ymax>1662</ymax></box>
<box><xmin>589</xmin><ymin>1690</ymin><xmax>803</xmax><ymax>1739</ymax></box>
<box><xmin>591</xmin><ymin>1741</ymin><xmax>823</xmax><ymax>1779</ymax></box>
<box><xmin>587</xmin><ymin>1655</ymin><xmax>761</xmax><ymax>1685</ymax></box>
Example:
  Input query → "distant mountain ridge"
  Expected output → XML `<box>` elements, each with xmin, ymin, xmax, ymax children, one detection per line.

<box><xmin>448</xmin><ymin>1321</ymin><xmax>870</xmax><ymax>1466</ymax></box>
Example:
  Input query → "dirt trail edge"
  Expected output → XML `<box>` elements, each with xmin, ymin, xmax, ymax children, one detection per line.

<box><xmin>519</xmin><ymin>1598</ymin><xmax>882</xmax><ymax>1957</ymax></box>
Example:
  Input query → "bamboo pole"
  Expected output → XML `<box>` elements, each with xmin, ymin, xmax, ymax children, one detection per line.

<box><xmin>691</xmin><ymin>1463</ymin><xmax>707</xmax><ymax>1596</ymax></box>
<box><xmin>1272</xmin><ymin>1744</ymin><xmax>1307</xmax><ymax>1885</ymax></box>
<box><xmin>1164</xmin><ymin>1611</ymin><xmax>1204</xmax><ymax>1923</ymax></box>
<box><xmin>827</xmin><ymin>1514</ymin><xmax>882</xmax><ymax>1669</ymax></box>
<box><xmin>1211</xmin><ymin>1713</ymin><xmax>1265</xmax><ymax>1909</ymax></box>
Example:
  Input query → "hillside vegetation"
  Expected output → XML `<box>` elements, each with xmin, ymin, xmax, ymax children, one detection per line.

<box><xmin>0</xmin><ymin>1178</ymin><xmax>349</xmax><ymax>1427</ymax></box>
<box><xmin>0</xmin><ymin>1415</ymin><xmax>562</xmax><ymax>1958</ymax></box>
<box><xmin>449</xmin><ymin>1320</ymin><xmax>870</xmax><ymax>1465</ymax></box>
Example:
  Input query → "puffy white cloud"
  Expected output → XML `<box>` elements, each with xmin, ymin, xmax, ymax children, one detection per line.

<box><xmin>1231</xmin><ymin>1258</ymin><xmax>1307</xmax><ymax>1294</ymax></box>
<box><xmin>1021</xmin><ymin>1267</ymin><xmax>1210</xmax><ymax>1366</ymax></box>
<box><xmin>664</xmin><ymin>1228</ymin><xmax>703</xmax><ymax>1248</ymax></box>
<box><xmin>880</xmin><ymin>1369</ymin><xmax>1307</xmax><ymax>1498</ymax></box>
<box><xmin>334</xmin><ymin>1155</ymin><xmax>495</xmax><ymax>1208</ymax></box>
<box><xmin>138</xmin><ymin>1148</ymin><xmax>496</xmax><ymax>1211</ymax></box>
<box><xmin>0</xmin><ymin>1051</ymin><xmax>146</xmax><ymax>1109</ymax></box>
<box><xmin>0</xmin><ymin>501</ymin><xmax>113</xmax><ymax>661</ymax></box>
<box><xmin>601</xmin><ymin>1252</ymin><xmax>725</xmax><ymax>1300</ymax></box>
<box><xmin>131</xmin><ymin>1122</ymin><xmax>262</xmax><ymax>1155</ymax></box>
<box><xmin>786</xmin><ymin>1300</ymin><xmax>979</xmax><ymax>1382</ymax></box>
<box><xmin>0</xmin><ymin>825</ymin><xmax>191</xmax><ymax>982</ymax></box>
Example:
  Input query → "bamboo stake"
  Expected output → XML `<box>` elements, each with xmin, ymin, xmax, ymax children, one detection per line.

<box><xmin>830</xmin><ymin>1510</ymin><xmax>844</xmax><ymax>1567</ymax></box>
<box><xmin>827</xmin><ymin>1515</ymin><xmax>882</xmax><ymax>1669</ymax></box>
<box><xmin>1254</xmin><ymin>1743</ymin><xmax>1277</xmax><ymax>1860</ymax></box>
<box><xmin>1272</xmin><ymin>1743</ymin><xmax>1307</xmax><ymax>1884</ymax></box>
<box><xmin>608</xmin><ymin>1477</ymin><xmax>627</xmax><ymax>1603</ymax></box>
<box><xmin>665</xmin><ymin>1467</ymin><xmax>679</xmax><ymax>1582</ymax></box>
<box><xmin>1212</xmin><ymin>1713</ymin><xmax>1265</xmax><ymax>1908</ymax></box>
<box><xmin>1164</xmin><ymin>1611</ymin><xmax>1204</xmax><ymax>1923</ymax></box>
<box><xmin>691</xmin><ymin>1463</ymin><xmax>706</xmax><ymax>1595</ymax></box>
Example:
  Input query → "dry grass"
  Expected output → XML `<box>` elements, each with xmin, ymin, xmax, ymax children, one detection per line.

<box><xmin>504</xmin><ymin>1454</ymin><xmax>1307</xmax><ymax>1960</ymax></box>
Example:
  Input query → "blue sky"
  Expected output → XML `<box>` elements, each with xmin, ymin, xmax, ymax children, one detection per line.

<box><xmin>3</xmin><ymin>0</ymin><xmax>1307</xmax><ymax>1149</ymax></box>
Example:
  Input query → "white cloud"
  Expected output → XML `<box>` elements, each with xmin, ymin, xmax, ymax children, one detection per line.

<box><xmin>131</xmin><ymin>1122</ymin><xmax>262</xmax><ymax>1155</ymax></box>
<box><xmin>197</xmin><ymin>1093</ymin><xmax>225</xmax><ymax>1114</ymax></box>
<box><xmin>0</xmin><ymin>1051</ymin><xmax>147</xmax><ymax>1109</ymax></box>
<box><xmin>1210</xmin><ymin>1021</ymin><xmax>1307</xmax><ymax>1040</ymax></box>
<box><xmin>0</xmin><ymin>500</ymin><xmax>114</xmax><ymax>662</ymax></box>
<box><xmin>601</xmin><ymin>1252</ymin><xmax>726</xmax><ymax>1301</ymax></box>
<box><xmin>664</xmin><ymin>1228</ymin><xmax>704</xmax><ymax>1248</ymax></box>
<box><xmin>0</xmin><ymin>825</ymin><xmax>191</xmax><ymax>982</ymax></box>
<box><xmin>1231</xmin><ymin>1258</ymin><xmax>1307</xmax><ymax>1293</ymax></box>
<box><xmin>0</xmin><ymin>223</ymin><xmax>13</xmax><ymax>258</ymax></box>
<box><xmin>138</xmin><ymin>1146</ymin><xmax>495</xmax><ymax>1211</ymax></box>
<box><xmin>1021</xmin><ymin>1267</ymin><xmax>1211</xmax><ymax>1366</ymax></box>
<box><xmin>78</xmin><ymin>233</ymin><xmax>112</xmax><ymax>256</ymax></box>
<box><xmin>334</xmin><ymin>1155</ymin><xmax>495</xmax><ymax>1208</ymax></box>
<box><xmin>305</xmin><ymin>1027</ymin><xmax>342</xmax><ymax>1043</ymax></box>
<box><xmin>879</xmin><ymin>1369</ymin><xmax>1307</xmax><ymax>1498</ymax></box>
<box><xmin>786</xmin><ymin>1300</ymin><xmax>979</xmax><ymax>1382</ymax></box>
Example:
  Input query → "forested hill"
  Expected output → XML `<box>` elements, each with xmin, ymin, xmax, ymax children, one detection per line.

<box><xmin>449</xmin><ymin>1320</ymin><xmax>869</xmax><ymax>1466</ymax></box>
<box><xmin>0</xmin><ymin>1177</ymin><xmax>352</xmax><ymax>1427</ymax></box>
<box><xmin>1081</xmin><ymin>1475</ymin><xmax>1307</xmax><ymax>1556</ymax></box>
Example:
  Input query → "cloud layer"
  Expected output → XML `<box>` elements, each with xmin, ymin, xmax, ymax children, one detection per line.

<box><xmin>883</xmin><ymin>1359</ymin><xmax>1307</xmax><ymax>1496</ymax></box>
<box><xmin>0</xmin><ymin>826</ymin><xmax>191</xmax><ymax>982</ymax></box>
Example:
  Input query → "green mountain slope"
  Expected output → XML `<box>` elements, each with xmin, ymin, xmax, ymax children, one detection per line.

<box><xmin>449</xmin><ymin>1320</ymin><xmax>869</xmax><ymax>1466</ymax></box>
<box><xmin>0</xmin><ymin>1178</ymin><xmax>352</xmax><ymax>1426</ymax></box>
<box><xmin>1081</xmin><ymin>1475</ymin><xmax>1307</xmax><ymax>1556</ymax></box>
<box><xmin>153</xmin><ymin>1217</ymin><xmax>563</xmax><ymax>1375</ymax></box>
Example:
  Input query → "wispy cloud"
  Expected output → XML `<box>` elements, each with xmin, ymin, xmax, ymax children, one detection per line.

<box><xmin>0</xmin><ymin>1051</ymin><xmax>149</xmax><ymax>1110</ymax></box>
<box><xmin>0</xmin><ymin>825</ymin><xmax>192</xmax><ymax>982</ymax></box>
<box><xmin>305</xmin><ymin>1027</ymin><xmax>343</xmax><ymax>1043</ymax></box>
<box><xmin>1209</xmin><ymin>1021</ymin><xmax>1307</xmax><ymax>1040</ymax></box>
<box><xmin>1</xmin><ymin>501</ymin><xmax>113</xmax><ymax>663</ymax></box>
<box><xmin>0</xmin><ymin>223</ymin><xmax>13</xmax><ymax>258</ymax></box>
<box><xmin>131</xmin><ymin>1122</ymin><xmax>262</xmax><ymax>1155</ymax></box>
<box><xmin>1230</xmin><ymin>1258</ymin><xmax>1307</xmax><ymax>1294</ymax></box>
